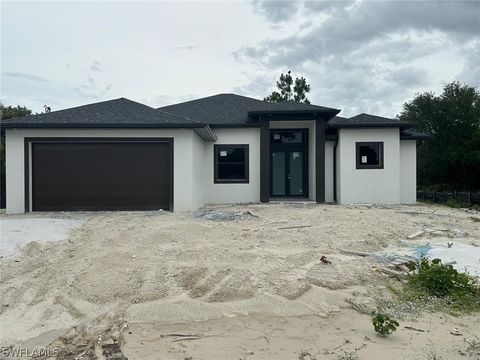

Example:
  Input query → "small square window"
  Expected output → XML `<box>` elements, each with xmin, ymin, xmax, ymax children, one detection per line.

<box><xmin>356</xmin><ymin>142</ymin><xmax>384</xmax><ymax>169</ymax></box>
<box><xmin>214</xmin><ymin>145</ymin><xmax>249</xmax><ymax>183</ymax></box>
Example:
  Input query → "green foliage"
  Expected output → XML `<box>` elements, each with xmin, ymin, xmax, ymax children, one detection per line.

<box><xmin>265</xmin><ymin>70</ymin><xmax>311</xmax><ymax>104</ymax></box>
<box><xmin>398</xmin><ymin>81</ymin><xmax>480</xmax><ymax>191</ymax></box>
<box><xmin>446</xmin><ymin>198</ymin><xmax>461</xmax><ymax>208</ymax></box>
<box><xmin>372</xmin><ymin>313</ymin><xmax>399</xmax><ymax>336</ymax></box>
<box><xmin>0</xmin><ymin>104</ymin><xmax>32</xmax><ymax>120</ymax></box>
<box><xmin>404</xmin><ymin>258</ymin><xmax>480</xmax><ymax>313</ymax></box>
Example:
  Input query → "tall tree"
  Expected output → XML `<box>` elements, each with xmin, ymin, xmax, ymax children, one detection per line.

<box><xmin>0</xmin><ymin>104</ymin><xmax>33</xmax><ymax>208</ymax></box>
<box><xmin>398</xmin><ymin>82</ymin><xmax>480</xmax><ymax>190</ymax></box>
<box><xmin>264</xmin><ymin>70</ymin><xmax>311</xmax><ymax>104</ymax></box>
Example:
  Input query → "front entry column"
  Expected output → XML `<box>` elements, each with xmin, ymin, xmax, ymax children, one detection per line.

<box><xmin>315</xmin><ymin>119</ymin><xmax>326</xmax><ymax>203</ymax></box>
<box><xmin>260</xmin><ymin>119</ymin><xmax>270</xmax><ymax>202</ymax></box>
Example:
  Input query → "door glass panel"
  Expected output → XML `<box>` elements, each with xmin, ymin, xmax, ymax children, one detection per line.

<box><xmin>272</xmin><ymin>152</ymin><xmax>286</xmax><ymax>196</ymax></box>
<box><xmin>271</xmin><ymin>131</ymin><xmax>303</xmax><ymax>144</ymax></box>
<box><xmin>289</xmin><ymin>152</ymin><xmax>303</xmax><ymax>196</ymax></box>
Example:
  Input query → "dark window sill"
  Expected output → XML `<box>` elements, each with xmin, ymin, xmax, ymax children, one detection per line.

<box><xmin>356</xmin><ymin>165</ymin><xmax>384</xmax><ymax>170</ymax></box>
<box><xmin>214</xmin><ymin>179</ymin><xmax>250</xmax><ymax>184</ymax></box>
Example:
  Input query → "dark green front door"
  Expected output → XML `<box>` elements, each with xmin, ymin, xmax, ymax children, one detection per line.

<box><xmin>270</xmin><ymin>129</ymin><xmax>308</xmax><ymax>198</ymax></box>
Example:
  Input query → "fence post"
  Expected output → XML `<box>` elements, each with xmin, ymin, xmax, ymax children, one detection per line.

<box><xmin>468</xmin><ymin>191</ymin><xmax>471</xmax><ymax>205</ymax></box>
<box><xmin>433</xmin><ymin>190</ymin><xmax>436</xmax><ymax>203</ymax></box>
<box><xmin>454</xmin><ymin>191</ymin><xmax>457</xmax><ymax>202</ymax></box>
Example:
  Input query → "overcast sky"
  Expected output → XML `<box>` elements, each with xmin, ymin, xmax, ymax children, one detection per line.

<box><xmin>1</xmin><ymin>1</ymin><xmax>479</xmax><ymax>117</ymax></box>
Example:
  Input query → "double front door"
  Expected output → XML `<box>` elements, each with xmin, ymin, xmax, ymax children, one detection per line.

<box><xmin>270</xmin><ymin>129</ymin><xmax>308</xmax><ymax>198</ymax></box>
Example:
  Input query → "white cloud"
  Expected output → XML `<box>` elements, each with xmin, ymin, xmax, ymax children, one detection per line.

<box><xmin>1</xmin><ymin>0</ymin><xmax>478</xmax><ymax>116</ymax></box>
<box><xmin>237</xmin><ymin>0</ymin><xmax>480</xmax><ymax>116</ymax></box>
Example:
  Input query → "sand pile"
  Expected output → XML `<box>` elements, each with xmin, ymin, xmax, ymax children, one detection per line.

<box><xmin>1</xmin><ymin>203</ymin><xmax>480</xmax><ymax>358</ymax></box>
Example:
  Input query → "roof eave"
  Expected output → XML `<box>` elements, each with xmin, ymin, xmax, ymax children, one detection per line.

<box><xmin>1</xmin><ymin>122</ymin><xmax>206</xmax><ymax>130</ymax></box>
<box><xmin>328</xmin><ymin>123</ymin><xmax>413</xmax><ymax>129</ymax></box>
<box><xmin>400</xmin><ymin>134</ymin><xmax>431</xmax><ymax>141</ymax></box>
<box><xmin>209</xmin><ymin>123</ymin><xmax>262</xmax><ymax>128</ymax></box>
<box><xmin>248</xmin><ymin>109</ymin><xmax>340</xmax><ymax>116</ymax></box>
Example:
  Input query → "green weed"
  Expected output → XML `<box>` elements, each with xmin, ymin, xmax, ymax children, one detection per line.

<box><xmin>401</xmin><ymin>258</ymin><xmax>480</xmax><ymax>313</ymax></box>
<box><xmin>372</xmin><ymin>313</ymin><xmax>399</xmax><ymax>336</ymax></box>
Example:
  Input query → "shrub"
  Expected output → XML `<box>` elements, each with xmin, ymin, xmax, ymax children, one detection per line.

<box><xmin>405</xmin><ymin>258</ymin><xmax>480</xmax><ymax>313</ymax></box>
<box><xmin>372</xmin><ymin>313</ymin><xmax>399</xmax><ymax>336</ymax></box>
<box><xmin>446</xmin><ymin>198</ymin><xmax>461</xmax><ymax>208</ymax></box>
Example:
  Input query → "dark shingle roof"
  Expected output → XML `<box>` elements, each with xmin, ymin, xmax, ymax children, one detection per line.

<box><xmin>328</xmin><ymin>113</ymin><xmax>412</xmax><ymax>128</ymax></box>
<box><xmin>1</xmin><ymin>98</ymin><xmax>204</xmax><ymax>129</ymax></box>
<box><xmin>2</xmin><ymin>95</ymin><xmax>415</xmax><ymax>132</ymax></box>
<box><xmin>401</xmin><ymin>129</ymin><xmax>431</xmax><ymax>140</ymax></box>
<box><xmin>158</xmin><ymin>93</ymin><xmax>340</xmax><ymax>126</ymax></box>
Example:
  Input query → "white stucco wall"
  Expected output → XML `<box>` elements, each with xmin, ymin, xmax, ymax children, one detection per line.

<box><xmin>5</xmin><ymin>129</ymin><xmax>200</xmax><ymax>214</ymax></box>
<box><xmin>335</xmin><ymin>139</ymin><xmax>341</xmax><ymax>203</ymax></box>
<box><xmin>192</xmin><ymin>133</ymin><xmax>207</xmax><ymax>209</ymax></box>
<box><xmin>337</xmin><ymin>128</ymin><xmax>401</xmax><ymax>204</ymax></box>
<box><xmin>400</xmin><ymin>140</ymin><xmax>417</xmax><ymax>204</ymax></box>
<box><xmin>5</xmin><ymin>126</ymin><xmax>409</xmax><ymax>213</ymax></box>
<box><xmin>202</xmin><ymin>128</ymin><xmax>261</xmax><ymax>205</ymax></box>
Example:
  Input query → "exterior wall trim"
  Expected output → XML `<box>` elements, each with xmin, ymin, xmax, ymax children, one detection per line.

<box><xmin>260</xmin><ymin>119</ymin><xmax>270</xmax><ymax>202</ymax></box>
<box><xmin>315</xmin><ymin>120</ymin><xmax>326</xmax><ymax>203</ymax></box>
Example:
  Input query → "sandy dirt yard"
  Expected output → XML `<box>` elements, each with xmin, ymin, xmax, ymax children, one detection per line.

<box><xmin>1</xmin><ymin>203</ymin><xmax>480</xmax><ymax>359</ymax></box>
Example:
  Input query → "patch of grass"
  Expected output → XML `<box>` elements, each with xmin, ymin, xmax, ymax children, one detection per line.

<box><xmin>446</xmin><ymin>198</ymin><xmax>462</xmax><ymax>208</ymax></box>
<box><xmin>400</xmin><ymin>258</ymin><xmax>480</xmax><ymax>314</ymax></box>
<box><xmin>423</xmin><ymin>341</ymin><xmax>442</xmax><ymax>360</ymax></box>
<box><xmin>372</xmin><ymin>313</ymin><xmax>399</xmax><ymax>336</ymax></box>
<box><xmin>338</xmin><ymin>350</ymin><xmax>358</xmax><ymax>360</ymax></box>
<box><xmin>344</xmin><ymin>298</ymin><xmax>375</xmax><ymax>315</ymax></box>
<box><xmin>297</xmin><ymin>350</ymin><xmax>317</xmax><ymax>360</ymax></box>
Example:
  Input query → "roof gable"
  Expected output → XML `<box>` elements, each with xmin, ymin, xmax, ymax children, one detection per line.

<box><xmin>158</xmin><ymin>93</ymin><xmax>340</xmax><ymax>125</ymax></box>
<box><xmin>2</xmin><ymin>98</ymin><xmax>204</xmax><ymax>129</ymax></box>
<box><xmin>328</xmin><ymin>113</ymin><xmax>412</xmax><ymax>128</ymax></box>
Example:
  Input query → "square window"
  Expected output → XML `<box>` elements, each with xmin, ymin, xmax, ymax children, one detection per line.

<box><xmin>356</xmin><ymin>142</ymin><xmax>384</xmax><ymax>169</ymax></box>
<box><xmin>214</xmin><ymin>145</ymin><xmax>249</xmax><ymax>183</ymax></box>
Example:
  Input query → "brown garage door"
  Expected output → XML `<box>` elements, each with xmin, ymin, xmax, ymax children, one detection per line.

<box><xmin>31</xmin><ymin>139</ymin><xmax>173</xmax><ymax>211</ymax></box>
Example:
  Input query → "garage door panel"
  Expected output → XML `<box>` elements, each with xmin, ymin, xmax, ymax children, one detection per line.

<box><xmin>33</xmin><ymin>194</ymin><xmax>170</xmax><ymax>211</ymax></box>
<box><xmin>31</xmin><ymin>141</ymin><xmax>172</xmax><ymax>211</ymax></box>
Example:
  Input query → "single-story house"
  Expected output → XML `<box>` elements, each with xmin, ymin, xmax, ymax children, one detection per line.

<box><xmin>1</xmin><ymin>94</ymin><xmax>426</xmax><ymax>213</ymax></box>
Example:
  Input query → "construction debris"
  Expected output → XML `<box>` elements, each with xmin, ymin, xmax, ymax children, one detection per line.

<box><xmin>102</xmin><ymin>343</ymin><xmax>128</xmax><ymax>360</ymax></box>
<box><xmin>407</xmin><ymin>230</ymin><xmax>425</xmax><ymax>239</ymax></box>
<box><xmin>198</xmin><ymin>210</ymin><xmax>258</xmax><ymax>221</ymax></box>
<box><xmin>340</xmin><ymin>249</ymin><xmax>372</xmax><ymax>257</ymax></box>
<box><xmin>451</xmin><ymin>329</ymin><xmax>463</xmax><ymax>336</ymax></box>
<box><xmin>277</xmin><ymin>224</ymin><xmax>312</xmax><ymax>230</ymax></box>
<box><xmin>376</xmin><ymin>267</ymin><xmax>408</xmax><ymax>280</ymax></box>
<box><xmin>426</xmin><ymin>242</ymin><xmax>480</xmax><ymax>277</ymax></box>
<box><xmin>171</xmin><ymin>336</ymin><xmax>201</xmax><ymax>342</ymax></box>
<box><xmin>404</xmin><ymin>326</ymin><xmax>425</xmax><ymax>332</ymax></box>
<box><xmin>320</xmin><ymin>256</ymin><xmax>332</xmax><ymax>264</ymax></box>
<box><xmin>373</xmin><ymin>253</ymin><xmax>417</xmax><ymax>280</ymax></box>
